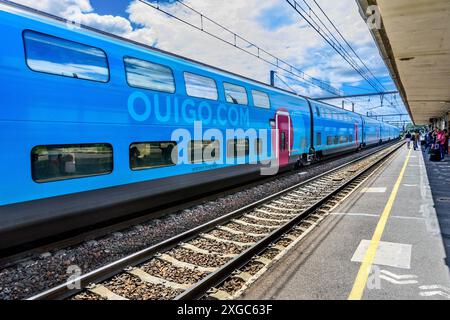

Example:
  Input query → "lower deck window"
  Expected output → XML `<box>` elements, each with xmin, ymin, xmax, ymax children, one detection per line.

<box><xmin>130</xmin><ymin>142</ymin><xmax>177</xmax><ymax>170</ymax></box>
<box><xmin>316</xmin><ymin>133</ymin><xmax>322</xmax><ymax>146</ymax></box>
<box><xmin>255</xmin><ymin>138</ymin><xmax>263</xmax><ymax>156</ymax></box>
<box><xmin>327</xmin><ymin>136</ymin><xmax>333</xmax><ymax>145</ymax></box>
<box><xmin>189</xmin><ymin>140</ymin><xmax>220</xmax><ymax>163</ymax></box>
<box><xmin>31</xmin><ymin>144</ymin><xmax>113</xmax><ymax>182</ymax></box>
<box><xmin>227</xmin><ymin>138</ymin><xmax>250</xmax><ymax>158</ymax></box>
<box><xmin>340</xmin><ymin>136</ymin><xmax>349</xmax><ymax>144</ymax></box>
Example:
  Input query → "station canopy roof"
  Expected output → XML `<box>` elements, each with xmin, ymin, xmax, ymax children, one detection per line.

<box><xmin>358</xmin><ymin>0</ymin><xmax>450</xmax><ymax>125</ymax></box>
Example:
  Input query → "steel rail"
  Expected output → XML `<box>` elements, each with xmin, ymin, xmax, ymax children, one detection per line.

<box><xmin>28</xmin><ymin>141</ymin><xmax>404</xmax><ymax>300</ymax></box>
<box><xmin>175</xmin><ymin>142</ymin><xmax>404</xmax><ymax>299</ymax></box>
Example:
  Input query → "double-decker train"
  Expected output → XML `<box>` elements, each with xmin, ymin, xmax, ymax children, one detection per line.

<box><xmin>0</xmin><ymin>1</ymin><xmax>399</xmax><ymax>250</ymax></box>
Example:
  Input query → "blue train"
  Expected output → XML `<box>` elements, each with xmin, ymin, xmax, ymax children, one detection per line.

<box><xmin>0</xmin><ymin>1</ymin><xmax>399</xmax><ymax>249</ymax></box>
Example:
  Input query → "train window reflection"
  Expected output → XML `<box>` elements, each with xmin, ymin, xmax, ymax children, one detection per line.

<box><xmin>23</xmin><ymin>30</ymin><xmax>109</xmax><ymax>82</ymax></box>
<box><xmin>252</xmin><ymin>90</ymin><xmax>271</xmax><ymax>109</ymax></box>
<box><xmin>184</xmin><ymin>73</ymin><xmax>218</xmax><ymax>100</ymax></box>
<box><xmin>224</xmin><ymin>82</ymin><xmax>248</xmax><ymax>105</ymax></box>
<box><xmin>124</xmin><ymin>57</ymin><xmax>175</xmax><ymax>93</ymax></box>
<box><xmin>227</xmin><ymin>138</ymin><xmax>250</xmax><ymax>158</ymax></box>
<box><xmin>255</xmin><ymin>138</ymin><xmax>263</xmax><ymax>156</ymax></box>
<box><xmin>188</xmin><ymin>140</ymin><xmax>220</xmax><ymax>163</ymax></box>
<box><xmin>31</xmin><ymin>144</ymin><xmax>113</xmax><ymax>183</ymax></box>
<box><xmin>130</xmin><ymin>142</ymin><xmax>177</xmax><ymax>170</ymax></box>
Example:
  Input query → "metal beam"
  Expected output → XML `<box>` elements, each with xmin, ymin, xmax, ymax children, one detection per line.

<box><xmin>316</xmin><ymin>91</ymin><xmax>399</xmax><ymax>100</ymax></box>
<box><xmin>367</xmin><ymin>113</ymin><xmax>409</xmax><ymax>118</ymax></box>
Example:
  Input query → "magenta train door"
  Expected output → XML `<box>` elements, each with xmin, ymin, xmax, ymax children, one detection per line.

<box><xmin>276</xmin><ymin>111</ymin><xmax>291</xmax><ymax>167</ymax></box>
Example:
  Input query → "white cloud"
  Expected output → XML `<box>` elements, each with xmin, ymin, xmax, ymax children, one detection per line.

<box><xmin>11</xmin><ymin>0</ymin><xmax>396</xmax><ymax>107</ymax></box>
<box><xmin>13</xmin><ymin>0</ymin><xmax>157</xmax><ymax>52</ymax></box>
<box><xmin>13</xmin><ymin>0</ymin><xmax>93</xmax><ymax>16</ymax></box>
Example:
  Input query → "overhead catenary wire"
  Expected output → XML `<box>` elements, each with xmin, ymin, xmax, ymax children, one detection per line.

<box><xmin>139</xmin><ymin>0</ymin><xmax>406</xmax><ymax>122</ymax></box>
<box><xmin>286</xmin><ymin>0</ymin><xmax>383</xmax><ymax>93</ymax></box>
<box><xmin>138</xmin><ymin>0</ymin><xmax>343</xmax><ymax>97</ymax></box>
<box><xmin>287</xmin><ymin>0</ymin><xmax>384</xmax><ymax>92</ymax></box>
<box><xmin>310</xmin><ymin>0</ymin><xmax>387</xmax><ymax>92</ymax></box>
<box><xmin>285</xmin><ymin>0</ymin><xmax>386</xmax><ymax>93</ymax></box>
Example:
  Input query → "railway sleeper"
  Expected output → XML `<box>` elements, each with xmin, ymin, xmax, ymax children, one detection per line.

<box><xmin>127</xmin><ymin>267</ymin><xmax>191</xmax><ymax>290</ymax></box>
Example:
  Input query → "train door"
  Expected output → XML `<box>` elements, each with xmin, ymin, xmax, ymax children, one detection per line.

<box><xmin>355</xmin><ymin>122</ymin><xmax>359</xmax><ymax>147</ymax></box>
<box><xmin>276</xmin><ymin>111</ymin><xmax>291</xmax><ymax>167</ymax></box>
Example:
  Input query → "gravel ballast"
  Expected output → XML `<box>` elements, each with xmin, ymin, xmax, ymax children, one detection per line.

<box><xmin>0</xmin><ymin>145</ymin><xmax>392</xmax><ymax>300</ymax></box>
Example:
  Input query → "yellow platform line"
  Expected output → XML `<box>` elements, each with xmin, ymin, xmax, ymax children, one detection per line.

<box><xmin>348</xmin><ymin>148</ymin><xmax>412</xmax><ymax>300</ymax></box>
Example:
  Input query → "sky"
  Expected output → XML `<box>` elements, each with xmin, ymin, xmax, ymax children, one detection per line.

<box><xmin>11</xmin><ymin>0</ymin><xmax>409</xmax><ymax>123</ymax></box>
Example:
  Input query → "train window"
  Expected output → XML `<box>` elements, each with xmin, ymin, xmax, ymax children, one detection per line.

<box><xmin>224</xmin><ymin>82</ymin><xmax>248</xmax><ymax>105</ymax></box>
<box><xmin>281</xmin><ymin>133</ymin><xmax>286</xmax><ymax>151</ymax></box>
<box><xmin>124</xmin><ymin>57</ymin><xmax>175</xmax><ymax>93</ymax></box>
<box><xmin>252</xmin><ymin>90</ymin><xmax>271</xmax><ymax>109</ymax></box>
<box><xmin>255</xmin><ymin>138</ymin><xmax>263</xmax><ymax>156</ymax></box>
<box><xmin>184</xmin><ymin>73</ymin><xmax>218</xmax><ymax>100</ymax></box>
<box><xmin>227</xmin><ymin>138</ymin><xmax>250</xmax><ymax>158</ymax></box>
<box><xmin>334</xmin><ymin>136</ymin><xmax>339</xmax><ymax>145</ymax></box>
<box><xmin>316</xmin><ymin>133</ymin><xmax>322</xmax><ymax>146</ymax></box>
<box><xmin>349</xmin><ymin>135</ymin><xmax>353</xmax><ymax>143</ymax></box>
<box><xmin>189</xmin><ymin>140</ymin><xmax>220</xmax><ymax>163</ymax></box>
<box><xmin>31</xmin><ymin>144</ymin><xmax>113</xmax><ymax>183</ymax></box>
<box><xmin>327</xmin><ymin>136</ymin><xmax>333</xmax><ymax>145</ymax></box>
<box><xmin>130</xmin><ymin>142</ymin><xmax>177</xmax><ymax>170</ymax></box>
<box><xmin>23</xmin><ymin>30</ymin><xmax>109</xmax><ymax>82</ymax></box>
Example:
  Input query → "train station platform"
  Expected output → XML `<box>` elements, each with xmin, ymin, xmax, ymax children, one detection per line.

<box><xmin>241</xmin><ymin>146</ymin><xmax>450</xmax><ymax>300</ymax></box>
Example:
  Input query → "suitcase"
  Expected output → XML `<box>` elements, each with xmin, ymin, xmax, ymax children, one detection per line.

<box><xmin>429</xmin><ymin>146</ymin><xmax>441</xmax><ymax>162</ymax></box>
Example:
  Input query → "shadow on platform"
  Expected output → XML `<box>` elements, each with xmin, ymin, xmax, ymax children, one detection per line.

<box><xmin>423</xmin><ymin>149</ymin><xmax>450</xmax><ymax>269</ymax></box>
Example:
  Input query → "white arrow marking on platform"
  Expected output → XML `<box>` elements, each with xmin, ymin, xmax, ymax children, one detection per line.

<box><xmin>419</xmin><ymin>291</ymin><xmax>450</xmax><ymax>299</ymax></box>
<box><xmin>419</xmin><ymin>285</ymin><xmax>450</xmax><ymax>293</ymax></box>
<box><xmin>379</xmin><ymin>275</ymin><xmax>418</xmax><ymax>285</ymax></box>
<box><xmin>380</xmin><ymin>270</ymin><xmax>418</xmax><ymax>280</ymax></box>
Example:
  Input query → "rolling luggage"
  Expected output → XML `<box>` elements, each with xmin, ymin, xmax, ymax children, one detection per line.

<box><xmin>429</xmin><ymin>145</ymin><xmax>441</xmax><ymax>162</ymax></box>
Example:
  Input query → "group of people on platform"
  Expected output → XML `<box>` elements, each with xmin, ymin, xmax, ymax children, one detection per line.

<box><xmin>405</xmin><ymin>128</ymin><xmax>449</xmax><ymax>162</ymax></box>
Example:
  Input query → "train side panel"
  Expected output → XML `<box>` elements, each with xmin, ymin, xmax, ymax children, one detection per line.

<box><xmin>310</xmin><ymin>101</ymin><xmax>362</xmax><ymax>156</ymax></box>
<box><xmin>362</xmin><ymin>116</ymin><xmax>381</xmax><ymax>146</ymax></box>
<box><xmin>0</xmin><ymin>6</ymin><xmax>314</xmax><ymax>206</ymax></box>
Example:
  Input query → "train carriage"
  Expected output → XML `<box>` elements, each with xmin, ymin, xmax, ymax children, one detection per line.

<box><xmin>0</xmin><ymin>1</ymin><xmax>400</xmax><ymax>251</ymax></box>
<box><xmin>310</xmin><ymin>101</ymin><xmax>363</xmax><ymax>158</ymax></box>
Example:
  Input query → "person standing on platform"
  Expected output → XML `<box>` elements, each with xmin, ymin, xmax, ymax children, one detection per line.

<box><xmin>437</xmin><ymin>129</ymin><xmax>446</xmax><ymax>161</ymax></box>
<box><xmin>420</xmin><ymin>131</ymin><xmax>425</xmax><ymax>149</ymax></box>
<box><xmin>412</xmin><ymin>131</ymin><xmax>418</xmax><ymax>151</ymax></box>
<box><xmin>425</xmin><ymin>130</ymin><xmax>432</xmax><ymax>152</ymax></box>
<box><xmin>445</xmin><ymin>129</ymin><xmax>449</xmax><ymax>156</ymax></box>
<box><xmin>405</xmin><ymin>131</ymin><xmax>412</xmax><ymax>149</ymax></box>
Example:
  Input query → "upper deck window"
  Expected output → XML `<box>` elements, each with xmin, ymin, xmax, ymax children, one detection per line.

<box><xmin>184</xmin><ymin>72</ymin><xmax>218</xmax><ymax>100</ymax></box>
<box><xmin>124</xmin><ymin>57</ymin><xmax>175</xmax><ymax>93</ymax></box>
<box><xmin>23</xmin><ymin>30</ymin><xmax>109</xmax><ymax>82</ymax></box>
<box><xmin>252</xmin><ymin>90</ymin><xmax>271</xmax><ymax>109</ymax></box>
<box><xmin>224</xmin><ymin>82</ymin><xmax>248</xmax><ymax>105</ymax></box>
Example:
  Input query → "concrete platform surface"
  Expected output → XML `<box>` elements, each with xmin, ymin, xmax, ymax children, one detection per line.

<box><xmin>240</xmin><ymin>146</ymin><xmax>450</xmax><ymax>300</ymax></box>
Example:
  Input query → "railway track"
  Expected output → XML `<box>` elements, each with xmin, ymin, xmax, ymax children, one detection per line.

<box><xmin>28</xmin><ymin>142</ymin><xmax>404</xmax><ymax>300</ymax></box>
<box><xmin>0</xmin><ymin>142</ymin><xmax>392</xmax><ymax>269</ymax></box>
